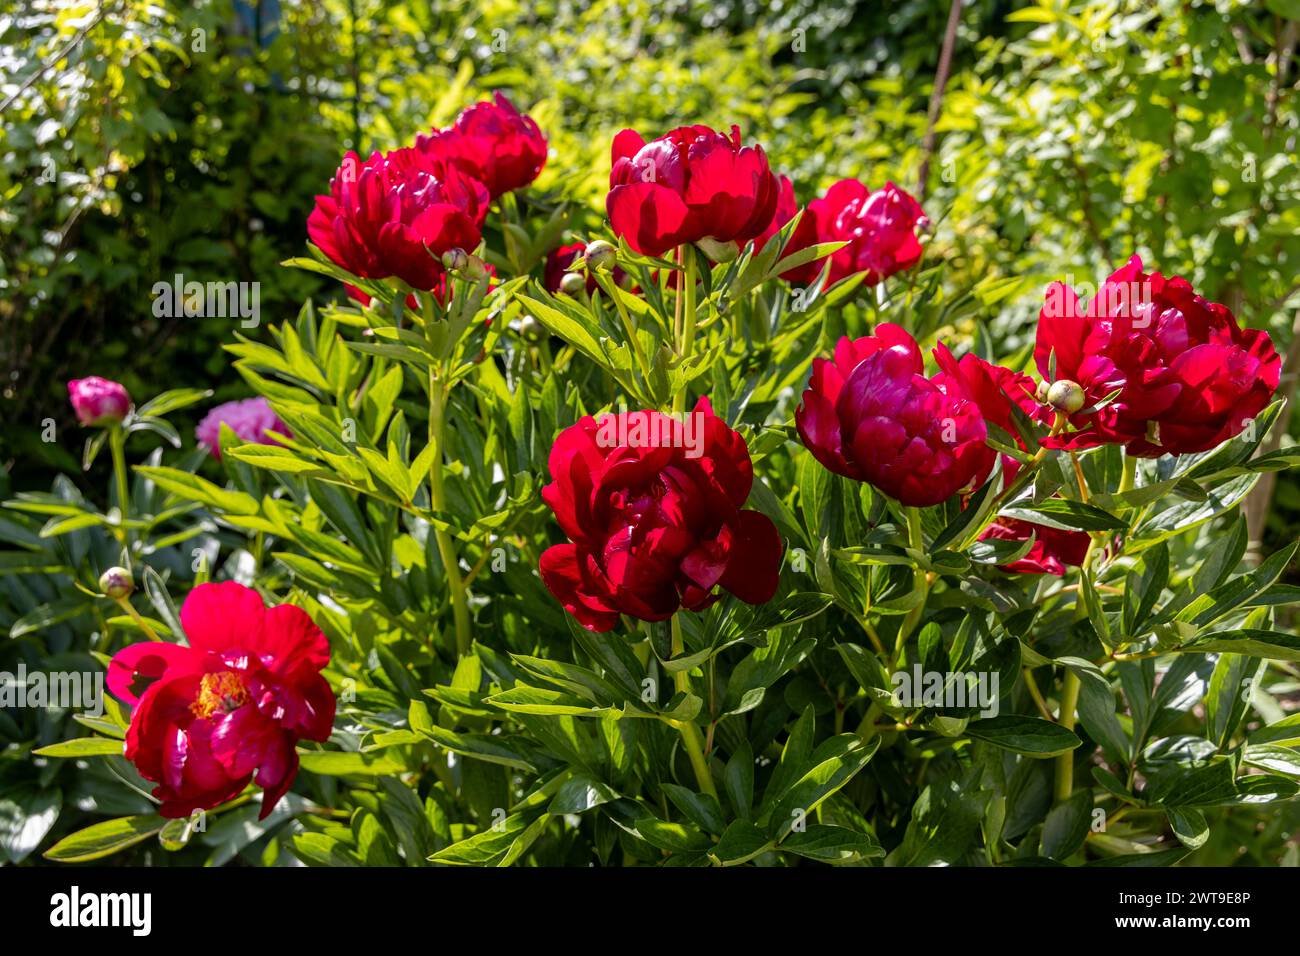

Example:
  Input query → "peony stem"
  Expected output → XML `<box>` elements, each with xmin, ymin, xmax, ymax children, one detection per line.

<box><xmin>602</xmin><ymin>275</ymin><xmax>653</xmax><ymax>384</ymax></box>
<box><xmin>671</xmin><ymin>246</ymin><xmax>699</xmax><ymax>416</ymax></box>
<box><xmin>114</xmin><ymin>595</ymin><xmax>161</xmax><ymax>642</ymax></box>
<box><xmin>427</xmin><ymin>372</ymin><xmax>473</xmax><ymax>658</ymax></box>
<box><xmin>1118</xmin><ymin>453</ymin><xmax>1137</xmax><ymax>494</ymax></box>
<box><xmin>894</xmin><ymin>506</ymin><xmax>929</xmax><ymax>667</ymax></box>
<box><xmin>1055</xmin><ymin>483</ymin><xmax>1099</xmax><ymax>801</ymax></box>
<box><xmin>669</xmin><ymin>614</ymin><xmax>717</xmax><ymax>797</ymax></box>
<box><xmin>1054</xmin><ymin>670</ymin><xmax>1082</xmax><ymax>801</ymax></box>
<box><xmin>109</xmin><ymin>424</ymin><xmax>131</xmax><ymax>547</ymax></box>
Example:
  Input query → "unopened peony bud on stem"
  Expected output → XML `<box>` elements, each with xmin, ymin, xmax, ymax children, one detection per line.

<box><xmin>519</xmin><ymin>315</ymin><xmax>545</xmax><ymax>342</ymax></box>
<box><xmin>441</xmin><ymin>248</ymin><xmax>470</xmax><ymax>273</ymax></box>
<box><xmin>559</xmin><ymin>272</ymin><xmax>587</xmax><ymax>296</ymax></box>
<box><xmin>99</xmin><ymin>566</ymin><xmax>135</xmax><ymax>600</ymax></box>
<box><xmin>584</xmin><ymin>239</ymin><xmax>617</xmax><ymax>272</ymax></box>
<box><xmin>1046</xmin><ymin>379</ymin><xmax>1086</xmax><ymax>413</ymax></box>
<box><xmin>68</xmin><ymin>377</ymin><xmax>131</xmax><ymax>427</ymax></box>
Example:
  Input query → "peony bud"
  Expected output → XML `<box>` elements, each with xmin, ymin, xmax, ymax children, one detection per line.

<box><xmin>1035</xmin><ymin>379</ymin><xmax>1051</xmax><ymax>404</ymax></box>
<box><xmin>463</xmin><ymin>254</ymin><xmax>489</xmax><ymax>279</ymax></box>
<box><xmin>441</xmin><ymin>248</ymin><xmax>470</xmax><ymax>273</ymax></box>
<box><xmin>584</xmin><ymin>239</ymin><xmax>617</xmax><ymax>272</ymax></box>
<box><xmin>695</xmin><ymin>237</ymin><xmax>740</xmax><ymax>263</ymax></box>
<box><xmin>519</xmin><ymin>315</ymin><xmax>545</xmax><ymax>342</ymax></box>
<box><xmin>99</xmin><ymin>566</ymin><xmax>135</xmax><ymax>600</ymax></box>
<box><xmin>559</xmin><ymin>272</ymin><xmax>587</xmax><ymax>296</ymax></box>
<box><xmin>1046</xmin><ymin>379</ymin><xmax>1086</xmax><ymax>414</ymax></box>
<box><xmin>68</xmin><ymin>377</ymin><xmax>131</xmax><ymax>427</ymax></box>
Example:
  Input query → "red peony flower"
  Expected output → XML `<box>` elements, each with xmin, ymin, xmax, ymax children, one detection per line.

<box><xmin>307</xmin><ymin>147</ymin><xmax>489</xmax><ymax>291</ymax></box>
<box><xmin>979</xmin><ymin>518</ymin><xmax>1092</xmax><ymax>576</ymax></box>
<box><xmin>68</xmin><ymin>376</ymin><xmax>131</xmax><ymax>426</ymax></box>
<box><xmin>759</xmin><ymin>180</ymin><xmax>927</xmax><ymax>287</ymax></box>
<box><xmin>107</xmin><ymin>582</ymin><xmax>335</xmax><ymax>819</ymax></box>
<box><xmin>1035</xmin><ymin>255</ymin><xmax>1281</xmax><ymax>456</ymax></box>
<box><xmin>417</xmin><ymin>92</ymin><xmax>547</xmax><ymax>200</ymax></box>
<box><xmin>539</xmin><ymin>396</ymin><xmax>783</xmax><ymax>632</ymax></box>
<box><xmin>795</xmin><ymin>324</ymin><xmax>994</xmax><ymax>507</ymax></box>
<box><xmin>606</xmin><ymin>125</ymin><xmax>779</xmax><ymax>258</ymax></box>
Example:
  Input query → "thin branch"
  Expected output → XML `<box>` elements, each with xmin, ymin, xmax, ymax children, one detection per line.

<box><xmin>916</xmin><ymin>0</ymin><xmax>965</xmax><ymax>200</ymax></box>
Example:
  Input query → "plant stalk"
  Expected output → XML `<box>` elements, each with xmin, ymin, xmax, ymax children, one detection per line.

<box><xmin>427</xmin><ymin>374</ymin><xmax>472</xmax><ymax>657</ymax></box>
<box><xmin>669</xmin><ymin>615</ymin><xmax>717</xmax><ymax>797</ymax></box>
<box><xmin>109</xmin><ymin>424</ymin><xmax>131</xmax><ymax>547</ymax></box>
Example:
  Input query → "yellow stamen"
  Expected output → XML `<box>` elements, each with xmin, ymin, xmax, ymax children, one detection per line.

<box><xmin>190</xmin><ymin>671</ymin><xmax>250</xmax><ymax>719</ymax></box>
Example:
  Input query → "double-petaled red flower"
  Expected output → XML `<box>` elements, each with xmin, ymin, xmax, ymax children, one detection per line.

<box><xmin>107</xmin><ymin>582</ymin><xmax>335</xmax><ymax>819</ymax></box>
<box><xmin>1036</xmin><ymin>255</ymin><xmax>1281</xmax><ymax>456</ymax></box>
<box><xmin>760</xmin><ymin>179</ymin><xmax>927</xmax><ymax>286</ymax></box>
<box><xmin>796</xmin><ymin>324</ymin><xmax>994</xmax><ymax>507</ymax></box>
<box><xmin>606</xmin><ymin>125</ymin><xmax>779</xmax><ymax>258</ymax></box>
<box><xmin>539</xmin><ymin>397</ymin><xmax>782</xmax><ymax>632</ymax></box>
<box><xmin>417</xmin><ymin>92</ymin><xmax>547</xmax><ymax>200</ymax></box>
<box><xmin>307</xmin><ymin>147</ymin><xmax>488</xmax><ymax>291</ymax></box>
<box><xmin>980</xmin><ymin>518</ymin><xmax>1092</xmax><ymax>576</ymax></box>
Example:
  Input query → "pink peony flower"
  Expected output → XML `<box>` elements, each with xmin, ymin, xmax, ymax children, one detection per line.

<box><xmin>196</xmin><ymin>398</ymin><xmax>290</xmax><ymax>460</ymax></box>
<box><xmin>68</xmin><ymin>377</ymin><xmax>131</xmax><ymax>426</ymax></box>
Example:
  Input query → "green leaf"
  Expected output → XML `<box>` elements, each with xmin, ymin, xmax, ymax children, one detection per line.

<box><xmin>709</xmin><ymin>820</ymin><xmax>770</xmax><ymax>866</ymax></box>
<box><xmin>1040</xmin><ymin>789</ymin><xmax>1092</xmax><ymax>860</ymax></box>
<box><xmin>297</xmin><ymin>750</ymin><xmax>406</xmax><ymax>775</ymax></box>
<box><xmin>965</xmin><ymin>715</ymin><xmax>1081</xmax><ymax>758</ymax></box>
<box><xmin>1166</xmin><ymin>808</ymin><xmax>1209</xmax><ymax>849</ymax></box>
<box><xmin>33</xmin><ymin>738</ymin><xmax>123</xmax><ymax>758</ymax></box>
<box><xmin>662</xmin><ymin>784</ymin><xmax>726</xmax><ymax>835</ymax></box>
<box><xmin>767</xmin><ymin>735</ymin><xmax>880</xmax><ymax>839</ymax></box>
<box><xmin>135</xmin><ymin>465</ymin><xmax>259</xmax><ymax>515</ymax></box>
<box><xmin>1001</xmin><ymin>498</ymin><xmax>1125</xmax><ymax>531</ymax></box>
<box><xmin>780</xmin><ymin>824</ymin><xmax>883</xmax><ymax>863</ymax></box>
<box><xmin>548</xmin><ymin>774</ymin><xmax>619</xmax><ymax>814</ymax></box>
<box><xmin>43</xmin><ymin>815</ymin><xmax>166</xmax><ymax>863</ymax></box>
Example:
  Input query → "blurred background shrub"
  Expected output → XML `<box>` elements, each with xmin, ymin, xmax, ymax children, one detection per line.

<box><xmin>2</xmin><ymin>0</ymin><xmax>1296</xmax><ymax>547</ymax></box>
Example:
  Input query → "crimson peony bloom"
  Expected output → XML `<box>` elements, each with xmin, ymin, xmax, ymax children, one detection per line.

<box><xmin>107</xmin><ymin>582</ymin><xmax>335</xmax><ymax>818</ymax></box>
<box><xmin>795</xmin><ymin>324</ymin><xmax>994</xmax><ymax>507</ymax></box>
<box><xmin>1035</xmin><ymin>255</ymin><xmax>1281</xmax><ymax>456</ymax></box>
<box><xmin>539</xmin><ymin>397</ymin><xmax>782</xmax><ymax>632</ymax></box>
<box><xmin>196</xmin><ymin>397</ymin><xmax>290</xmax><ymax>460</ymax></box>
<box><xmin>307</xmin><ymin>147</ymin><xmax>489</xmax><ymax>291</ymax></box>
<box><xmin>979</xmin><ymin>518</ymin><xmax>1092</xmax><ymax>576</ymax></box>
<box><xmin>760</xmin><ymin>179</ymin><xmax>927</xmax><ymax>287</ymax></box>
<box><xmin>68</xmin><ymin>376</ymin><xmax>131</xmax><ymax>426</ymax></box>
<box><xmin>606</xmin><ymin>125</ymin><xmax>779</xmax><ymax>258</ymax></box>
<box><xmin>416</xmin><ymin>92</ymin><xmax>547</xmax><ymax>200</ymax></box>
